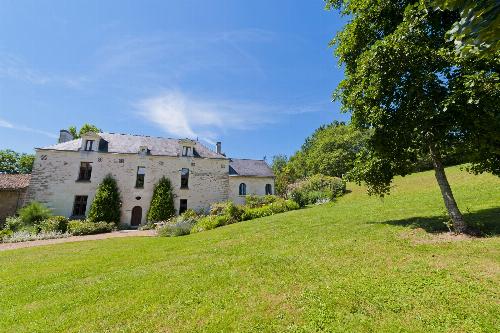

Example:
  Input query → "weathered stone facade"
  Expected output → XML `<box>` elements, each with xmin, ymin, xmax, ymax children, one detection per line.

<box><xmin>26</xmin><ymin>133</ymin><xmax>274</xmax><ymax>225</ymax></box>
<box><xmin>0</xmin><ymin>174</ymin><xmax>31</xmax><ymax>223</ymax></box>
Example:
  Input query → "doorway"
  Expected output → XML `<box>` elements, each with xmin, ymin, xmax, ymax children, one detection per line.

<box><xmin>131</xmin><ymin>206</ymin><xmax>142</xmax><ymax>227</ymax></box>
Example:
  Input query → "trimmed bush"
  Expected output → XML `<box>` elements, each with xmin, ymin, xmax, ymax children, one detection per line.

<box><xmin>148</xmin><ymin>177</ymin><xmax>175</xmax><ymax>222</ymax></box>
<box><xmin>67</xmin><ymin>220</ymin><xmax>115</xmax><ymax>236</ymax></box>
<box><xmin>18</xmin><ymin>202</ymin><xmax>51</xmax><ymax>225</ymax></box>
<box><xmin>241</xmin><ymin>198</ymin><xmax>300</xmax><ymax>221</ymax></box>
<box><xmin>87</xmin><ymin>174</ymin><xmax>121</xmax><ymax>224</ymax></box>
<box><xmin>39</xmin><ymin>216</ymin><xmax>69</xmax><ymax>233</ymax></box>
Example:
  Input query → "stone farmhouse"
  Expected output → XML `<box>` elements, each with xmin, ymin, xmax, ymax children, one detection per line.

<box><xmin>26</xmin><ymin>130</ymin><xmax>274</xmax><ymax>226</ymax></box>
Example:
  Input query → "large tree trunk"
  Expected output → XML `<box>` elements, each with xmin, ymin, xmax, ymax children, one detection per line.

<box><xmin>429</xmin><ymin>145</ymin><xmax>468</xmax><ymax>234</ymax></box>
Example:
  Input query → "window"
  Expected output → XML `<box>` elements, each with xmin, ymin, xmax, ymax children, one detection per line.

<box><xmin>84</xmin><ymin>140</ymin><xmax>94</xmax><ymax>151</ymax></box>
<box><xmin>136</xmin><ymin>166</ymin><xmax>145</xmax><ymax>188</ymax></box>
<box><xmin>78</xmin><ymin>162</ymin><xmax>92</xmax><ymax>181</ymax></box>
<box><xmin>72</xmin><ymin>195</ymin><xmax>88</xmax><ymax>216</ymax></box>
<box><xmin>265</xmin><ymin>184</ymin><xmax>272</xmax><ymax>195</ymax></box>
<box><xmin>239</xmin><ymin>183</ymin><xmax>247</xmax><ymax>195</ymax></box>
<box><xmin>180</xmin><ymin>168</ymin><xmax>189</xmax><ymax>188</ymax></box>
<box><xmin>182</xmin><ymin>146</ymin><xmax>192</xmax><ymax>157</ymax></box>
<box><xmin>179</xmin><ymin>199</ymin><xmax>188</xmax><ymax>214</ymax></box>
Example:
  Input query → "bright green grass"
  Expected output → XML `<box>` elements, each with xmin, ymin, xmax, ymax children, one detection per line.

<box><xmin>0</xmin><ymin>166</ymin><xmax>499</xmax><ymax>332</ymax></box>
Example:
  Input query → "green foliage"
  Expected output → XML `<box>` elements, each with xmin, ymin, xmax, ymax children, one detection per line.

<box><xmin>39</xmin><ymin>216</ymin><xmax>69</xmax><ymax>233</ymax></box>
<box><xmin>432</xmin><ymin>0</ymin><xmax>500</xmax><ymax>58</ymax></box>
<box><xmin>67</xmin><ymin>220</ymin><xmax>115</xmax><ymax>236</ymax></box>
<box><xmin>272</xmin><ymin>122</ymin><xmax>370</xmax><ymax>194</ymax></box>
<box><xmin>18</xmin><ymin>202</ymin><xmax>51</xmax><ymax>225</ymax></box>
<box><xmin>244</xmin><ymin>195</ymin><xmax>278</xmax><ymax>208</ymax></box>
<box><xmin>68</xmin><ymin>123</ymin><xmax>101</xmax><ymax>139</ymax></box>
<box><xmin>287</xmin><ymin>175</ymin><xmax>346</xmax><ymax>207</ymax></box>
<box><xmin>191</xmin><ymin>215</ymin><xmax>228</xmax><ymax>233</ymax></box>
<box><xmin>3</xmin><ymin>216</ymin><xmax>23</xmax><ymax>232</ymax></box>
<box><xmin>147</xmin><ymin>177</ymin><xmax>176</xmax><ymax>222</ymax></box>
<box><xmin>0</xmin><ymin>149</ymin><xmax>34</xmax><ymax>174</ymax></box>
<box><xmin>87</xmin><ymin>174</ymin><xmax>121</xmax><ymax>224</ymax></box>
<box><xmin>241</xmin><ymin>199</ymin><xmax>300</xmax><ymax>221</ymax></box>
<box><xmin>157</xmin><ymin>211</ymin><xmax>199</xmax><ymax>237</ymax></box>
<box><xmin>326</xmin><ymin>0</ymin><xmax>500</xmax><ymax>193</ymax></box>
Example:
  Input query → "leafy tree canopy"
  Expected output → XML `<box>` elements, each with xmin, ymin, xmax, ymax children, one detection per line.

<box><xmin>432</xmin><ymin>0</ymin><xmax>500</xmax><ymax>58</ymax></box>
<box><xmin>326</xmin><ymin>0</ymin><xmax>499</xmax><ymax>233</ymax></box>
<box><xmin>68</xmin><ymin>123</ymin><xmax>101</xmax><ymax>139</ymax></box>
<box><xmin>0</xmin><ymin>149</ymin><xmax>35</xmax><ymax>174</ymax></box>
<box><xmin>272</xmin><ymin>122</ymin><xmax>370</xmax><ymax>195</ymax></box>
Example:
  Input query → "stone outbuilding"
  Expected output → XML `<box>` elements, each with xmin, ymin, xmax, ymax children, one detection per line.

<box><xmin>0</xmin><ymin>174</ymin><xmax>31</xmax><ymax>223</ymax></box>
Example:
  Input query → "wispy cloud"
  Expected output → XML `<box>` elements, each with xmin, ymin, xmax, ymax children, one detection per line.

<box><xmin>137</xmin><ymin>90</ymin><xmax>324</xmax><ymax>144</ymax></box>
<box><xmin>0</xmin><ymin>53</ymin><xmax>88</xmax><ymax>88</ymax></box>
<box><xmin>0</xmin><ymin>117</ymin><xmax>57</xmax><ymax>138</ymax></box>
<box><xmin>94</xmin><ymin>29</ymin><xmax>276</xmax><ymax>80</ymax></box>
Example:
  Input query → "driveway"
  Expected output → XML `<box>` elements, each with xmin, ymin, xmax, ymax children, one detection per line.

<box><xmin>0</xmin><ymin>230</ymin><xmax>156</xmax><ymax>251</ymax></box>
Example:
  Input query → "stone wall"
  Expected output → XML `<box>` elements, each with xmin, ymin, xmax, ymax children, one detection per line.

<box><xmin>27</xmin><ymin>149</ymin><xmax>230</xmax><ymax>225</ymax></box>
<box><xmin>0</xmin><ymin>190</ymin><xmax>26</xmax><ymax>223</ymax></box>
<box><xmin>228</xmin><ymin>176</ymin><xmax>275</xmax><ymax>205</ymax></box>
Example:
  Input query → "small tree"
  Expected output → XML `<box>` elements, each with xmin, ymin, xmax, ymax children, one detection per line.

<box><xmin>147</xmin><ymin>177</ymin><xmax>175</xmax><ymax>222</ymax></box>
<box><xmin>88</xmin><ymin>174</ymin><xmax>121</xmax><ymax>224</ymax></box>
<box><xmin>68</xmin><ymin>123</ymin><xmax>101</xmax><ymax>139</ymax></box>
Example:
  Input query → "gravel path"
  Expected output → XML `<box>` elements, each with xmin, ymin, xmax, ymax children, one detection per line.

<box><xmin>0</xmin><ymin>230</ymin><xmax>156</xmax><ymax>251</ymax></box>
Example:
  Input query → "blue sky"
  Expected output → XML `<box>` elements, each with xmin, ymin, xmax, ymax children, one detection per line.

<box><xmin>0</xmin><ymin>0</ymin><xmax>348</xmax><ymax>159</ymax></box>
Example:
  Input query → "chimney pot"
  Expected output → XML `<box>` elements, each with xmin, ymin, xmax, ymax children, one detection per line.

<box><xmin>216</xmin><ymin>142</ymin><xmax>222</xmax><ymax>154</ymax></box>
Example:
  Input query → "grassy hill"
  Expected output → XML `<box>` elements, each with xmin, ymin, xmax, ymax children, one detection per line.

<box><xmin>0</xmin><ymin>166</ymin><xmax>499</xmax><ymax>332</ymax></box>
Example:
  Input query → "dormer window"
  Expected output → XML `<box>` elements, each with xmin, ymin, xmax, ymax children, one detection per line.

<box><xmin>84</xmin><ymin>140</ymin><xmax>94</xmax><ymax>151</ymax></box>
<box><xmin>182</xmin><ymin>146</ymin><xmax>192</xmax><ymax>157</ymax></box>
<box><xmin>139</xmin><ymin>146</ymin><xmax>148</xmax><ymax>157</ymax></box>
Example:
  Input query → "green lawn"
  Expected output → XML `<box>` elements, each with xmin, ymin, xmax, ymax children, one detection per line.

<box><xmin>1</xmin><ymin>166</ymin><xmax>499</xmax><ymax>332</ymax></box>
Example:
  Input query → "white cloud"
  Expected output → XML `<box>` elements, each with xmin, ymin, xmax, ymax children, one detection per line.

<box><xmin>137</xmin><ymin>90</ymin><xmax>327</xmax><ymax>145</ymax></box>
<box><xmin>0</xmin><ymin>53</ymin><xmax>88</xmax><ymax>88</ymax></box>
<box><xmin>0</xmin><ymin>117</ymin><xmax>57</xmax><ymax>138</ymax></box>
<box><xmin>137</xmin><ymin>90</ymin><xmax>277</xmax><ymax>144</ymax></box>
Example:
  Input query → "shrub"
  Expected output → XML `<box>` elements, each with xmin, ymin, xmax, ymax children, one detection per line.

<box><xmin>209</xmin><ymin>201</ymin><xmax>243</xmax><ymax>224</ymax></box>
<box><xmin>191</xmin><ymin>215</ymin><xmax>228</xmax><ymax>233</ymax></box>
<box><xmin>287</xmin><ymin>174</ymin><xmax>346</xmax><ymax>207</ymax></box>
<box><xmin>4</xmin><ymin>216</ymin><xmax>23</xmax><ymax>232</ymax></box>
<box><xmin>245</xmin><ymin>195</ymin><xmax>278</xmax><ymax>208</ymax></box>
<box><xmin>39</xmin><ymin>216</ymin><xmax>69</xmax><ymax>233</ymax></box>
<box><xmin>18</xmin><ymin>202</ymin><xmax>51</xmax><ymax>225</ymax></box>
<box><xmin>67</xmin><ymin>220</ymin><xmax>115</xmax><ymax>236</ymax></box>
<box><xmin>148</xmin><ymin>177</ymin><xmax>175</xmax><ymax>222</ymax></box>
<box><xmin>241</xmin><ymin>198</ymin><xmax>300</xmax><ymax>221</ymax></box>
<box><xmin>87</xmin><ymin>174</ymin><xmax>122</xmax><ymax>224</ymax></box>
<box><xmin>0</xmin><ymin>229</ymin><xmax>13</xmax><ymax>241</ymax></box>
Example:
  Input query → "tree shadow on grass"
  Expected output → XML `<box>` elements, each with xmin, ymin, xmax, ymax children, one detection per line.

<box><xmin>371</xmin><ymin>207</ymin><xmax>500</xmax><ymax>236</ymax></box>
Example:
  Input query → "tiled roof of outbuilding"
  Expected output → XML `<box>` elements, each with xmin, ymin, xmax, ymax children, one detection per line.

<box><xmin>229</xmin><ymin>159</ymin><xmax>274</xmax><ymax>177</ymax></box>
<box><xmin>39</xmin><ymin>133</ymin><xmax>225</xmax><ymax>159</ymax></box>
<box><xmin>0</xmin><ymin>174</ymin><xmax>31</xmax><ymax>190</ymax></box>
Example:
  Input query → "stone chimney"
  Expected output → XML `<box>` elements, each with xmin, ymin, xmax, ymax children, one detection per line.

<box><xmin>58</xmin><ymin>130</ymin><xmax>74</xmax><ymax>143</ymax></box>
<box><xmin>216</xmin><ymin>142</ymin><xmax>222</xmax><ymax>154</ymax></box>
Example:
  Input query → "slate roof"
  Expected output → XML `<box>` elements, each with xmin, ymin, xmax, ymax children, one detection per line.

<box><xmin>229</xmin><ymin>159</ymin><xmax>274</xmax><ymax>177</ymax></box>
<box><xmin>38</xmin><ymin>133</ymin><xmax>225</xmax><ymax>159</ymax></box>
<box><xmin>0</xmin><ymin>174</ymin><xmax>31</xmax><ymax>190</ymax></box>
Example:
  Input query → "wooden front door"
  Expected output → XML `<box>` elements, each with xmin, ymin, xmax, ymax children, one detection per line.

<box><xmin>131</xmin><ymin>206</ymin><xmax>142</xmax><ymax>226</ymax></box>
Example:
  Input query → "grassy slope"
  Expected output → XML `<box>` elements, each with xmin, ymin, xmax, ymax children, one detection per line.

<box><xmin>0</xmin><ymin>166</ymin><xmax>499</xmax><ymax>332</ymax></box>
